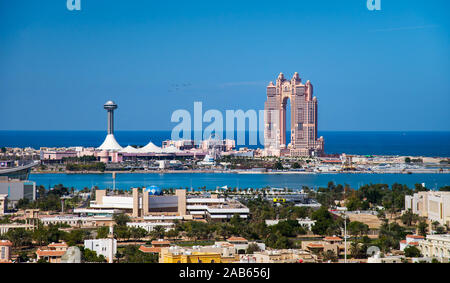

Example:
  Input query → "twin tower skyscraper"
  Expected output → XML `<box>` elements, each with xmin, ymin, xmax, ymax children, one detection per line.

<box><xmin>264</xmin><ymin>72</ymin><xmax>324</xmax><ymax>157</ymax></box>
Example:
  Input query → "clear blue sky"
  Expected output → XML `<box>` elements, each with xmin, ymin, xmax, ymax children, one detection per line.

<box><xmin>0</xmin><ymin>0</ymin><xmax>449</xmax><ymax>131</ymax></box>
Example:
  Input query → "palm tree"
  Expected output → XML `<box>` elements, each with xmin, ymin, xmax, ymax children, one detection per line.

<box><xmin>151</xmin><ymin>226</ymin><xmax>165</xmax><ymax>240</ymax></box>
<box><xmin>431</xmin><ymin>221</ymin><xmax>440</xmax><ymax>233</ymax></box>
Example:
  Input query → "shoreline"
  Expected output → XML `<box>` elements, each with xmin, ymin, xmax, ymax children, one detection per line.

<box><xmin>31</xmin><ymin>169</ymin><xmax>450</xmax><ymax>175</ymax></box>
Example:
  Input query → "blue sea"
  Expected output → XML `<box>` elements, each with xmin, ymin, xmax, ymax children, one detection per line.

<box><xmin>29</xmin><ymin>172</ymin><xmax>450</xmax><ymax>191</ymax></box>
<box><xmin>1</xmin><ymin>130</ymin><xmax>449</xmax><ymax>157</ymax></box>
<box><xmin>2</xmin><ymin>130</ymin><xmax>450</xmax><ymax>190</ymax></box>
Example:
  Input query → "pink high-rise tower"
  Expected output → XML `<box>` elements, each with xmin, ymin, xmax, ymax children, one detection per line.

<box><xmin>264</xmin><ymin>72</ymin><xmax>324</xmax><ymax>157</ymax></box>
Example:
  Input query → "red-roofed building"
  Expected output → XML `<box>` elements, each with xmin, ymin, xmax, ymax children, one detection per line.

<box><xmin>227</xmin><ymin>237</ymin><xmax>248</xmax><ymax>244</ymax></box>
<box><xmin>305</xmin><ymin>243</ymin><xmax>325</xmax><ymax>252</ymax></box>
<box><xmin>139</xmin><ymin>245</ymin><xmax>161</xmax><ymax>254</ymax></box>
<box><xmin>47</xmin><ymin>242</ymin><xmax>69</xmax><ymax>250</ymax></box>
<box><xmin>36</xmin><ymin>242</ymin><xmax>68</xmax><ymax>263</ymax></box>
<box><xmin>323</xmin><ymin>236</ymin><xmax>343</xmax><ymax>244</ymax></box>
<box><xmin>302</xmin><ymin>238</ymin><xmax>349</xmax><ymax>259</ymax></box>
<box><xmin>400</xmin><ymin>235</ymin><xmax>425</xmax><ymax>251</ymax></box>
<box><xmin>226</xmin><ymin>237</ymin><xmax>249</xmax><ymax>254</ymax></box>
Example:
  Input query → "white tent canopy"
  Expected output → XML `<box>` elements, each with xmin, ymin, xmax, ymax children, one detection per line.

<box><xmin>97</xmin><ymin>134</ymin><xmax>123</xmax><ymax>151</ymax></box>
<box><xmin>162</xmin><ymin>145</ymin><xmax>182</xmax><ymax>153</ymax></box>
<box><xmin>120</xmin><ymin>145</ymin><xmax>140</xmax><ymax>153</ymax></box>
<box><xmin>139</xmin><ymin>142</ymin><xmax>163</xmax><ymax>153</ymax></box>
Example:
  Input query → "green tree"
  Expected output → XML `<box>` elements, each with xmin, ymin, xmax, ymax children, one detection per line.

<box><xmin>150</xmin><ymin>226</ymin><xmax>166</xmax><ymax>240</ymax></box>
<box><xmin>417</xmin><ymin>221</ymin><xmax>428</xmax><ymax>237</ymax></box>
<box><xmin>404</xmin><ymin>246</ymin><xmax>421</xmax><ymax>258</ymax></box>
<box><xmin>246</xmin><ymin>243</ymin><xmax>261</xmax><ymax>254</ymax></box>
<box><xmin>273</xmin><ymin>161</ymin><xmax>283</xmax><ymax>170</ymax></box>
<box><xmin>113</xmin><ymin>214</ymin><xmax>131</xmax><ymax>226</ymax></box>
<box><xmin>82</xmin><ymin>248</ymin><xmax>107</xmax><ymax>263</ymax></box>
<box><xmin>32</xmin><ymin>225</ymin><xmax>49</xmax><ymax>247</ymax></box>
<box><xmin>322</xmin><ymin>250</ymin><xmax>338</xmax><ymax>262</ymax></box>
<box><xmin>64</xmin><ymin>229</ymin><xmax>88</xmax><ymax>246</ymax></box>
<box><xmin>349</xmin><ymin>242</ymin><xmax>367</xmax><ymax>259</ymax></box>
<box><xmin>400</xmin><ymin>210</ymin><xmax>419</xmax><ymax>226</ymax></box>
<box><xmin>348</xmin><ymin>221</ymin><xmax>369</xmax><ymax>237</ymax></box>
<box><xmin>6</xmin><ymin>228</ymin><xmax>32</xmax><ymax>247</ymax></box>
<box><xmin>96</xmin><ymin>226</ymin><xmax>109</xmax><ymax>239</ymax></box>
<box><xmin>376</xmin><ymin>222</ymin><xmax>406</xmax><ymax>252</ymax></box>
<box><xmin>130</xmin><ymin>227</ymin><xmax>147</xmax><ymax>240</ymax></box>
<box><xmin>346</xmin><ymin>197</ymin><xmax>363</xmax><ymax>211</ymax></box>
<box><xmin>311</xmin><ymin>207</ymin><xmax>342</xmax><ymax>236</ymax></box>
<box><xmin>292</xmin><ymin>162</ymin><xmax>301</xmax><ymax>169</ymax></box>
<box><xmin>120</xmin><ymin>245</ymin><xmax>158</xmax><ymax>263</ymax></box>
<box><xmin>16</xmin><ymin>252</ymin><xmax>30</xmax><ymax>263</ymax></box>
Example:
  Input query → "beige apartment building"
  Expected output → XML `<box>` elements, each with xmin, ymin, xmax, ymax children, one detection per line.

<box><xmin>405</xmin><ymin>191</ymin><xmax>450</xmax><ymax>226</ymax></box>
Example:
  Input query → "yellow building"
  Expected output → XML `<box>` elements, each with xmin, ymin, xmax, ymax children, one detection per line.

<box><xmin>160</xmin><ymin>249</ymin><xmax>221</xmax><ymax>263</ymax></box>
<box><xmin>159</xmin><ymin>244</ymin><xmax>240</xmax><ymax>263</ymax></box>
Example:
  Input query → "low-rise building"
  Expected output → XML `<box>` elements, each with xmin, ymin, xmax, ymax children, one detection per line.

<box><xmin>224</xmin><ymin>237</ymin><xmax>249</xmax><ymax>253</ymax></box>
<box><xmin>302</xmin><ymin>236</ymin><xmax>349</xmax><ymax>257</ymax></box>
<box><xmin>36</xmin><ymin>242</ymin><xmax>69</xmax><ymax>263</ymax></box>
<box><xmin>265</xmin><ymin>218</ymin><xmax>316</xmax><ymax>230</ymax></box>
<box><xmin>139</xmin><ymin>245</ymin><xmax>162</xmax><ymax>254</ymax></box>
<box><xmin>367</xmin><ymin>252</ymin><xmax>404</xmax><ymax>263</ymax></box>
<box><xmin>0</xmin><ymin>223</ymin><xmax>34</xmax><ymax>235</ymax></box>
<box><xmin>159</xmin><ymin>241</ymin><xmax>242</xmax><ymax>263</ymax></box>
<box><xmin>0</xmin><ymin>240</ymin><xmax>13</xmax><ymax>263</ymax></box>
<box><xmin>84</xmin><ymin>238</ymin><xmax>117</xmax><ymax>263</ymax></box>
<box><xmin>159</xmin><ymin>246</ymin><xmax>224</xmax><ymax>263</ymax></box>
<box><xmin>40</xmin><ymin>215</ymin><xmax>114</xmax><ymax>228</ymax></box>
<box><xmin>239</xmin><ymin>249</ymin><xmax>315</xmax><ymax>263</ymax></box>
<box><xmin>127</xmin><ymin>221</ymin><xmax>175</xmax><ymax>232</ymax></box>
<box><xmin>418</xmin><ymin>234</ymin><xmax>450</xmax><ymax>262</ymax></box>
<box><xmin>138</xmin><ymin>240</ymin><xmax>172</xmax><ymax>255</ymax></box>
<box><xmin>89</xmin><ymin>189</ymin><xmax>249</xmax><ymax>221</ymax></box>
<box><xmin>400</xmin><ymin>234</ymin><xmax>425</xmax><ymax>251</ymax></box>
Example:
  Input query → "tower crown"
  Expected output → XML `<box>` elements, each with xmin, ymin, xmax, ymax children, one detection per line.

<box><xmin>104</xmin><ymin>101</ymin><xmax>117</xmax><ymax>110</ymax></box>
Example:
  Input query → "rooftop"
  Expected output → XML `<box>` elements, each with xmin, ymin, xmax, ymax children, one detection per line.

<box><xmin>48</xmin><ymin>242</ymin><xmax>69</xmax><ymax>248</ymax></box>
<box><xmin>139</xmin><ymin>246</ymin><xmax>161</xmax><ymax>253</ymax></box>
<box><xmin>406</xmin><ymin>235</ymin><xmax>425</xmax><ymax>239</ymax></box>
<box><xmin>323</xmin><ymin>236</ymin><xmax>342</xmax><ymax>242</ymax></box>
<box><xmin>151</xmin><ymin>240</ymin><xmax>171</xmax><ymax>246</ymax></box>
<box><xmin>227</xmin><ymin>237</ymin><xmax>248</xmax><ymax>243</ymax></box>
<box><xmin>0</xmin><ymin>240</ymin><xmax>12</xmax><ymax>247</ymax></box>
<box><xmin>36</xmin><ymin>249</ymin><xmax>66</xmax><ymax>257</ymax></box>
